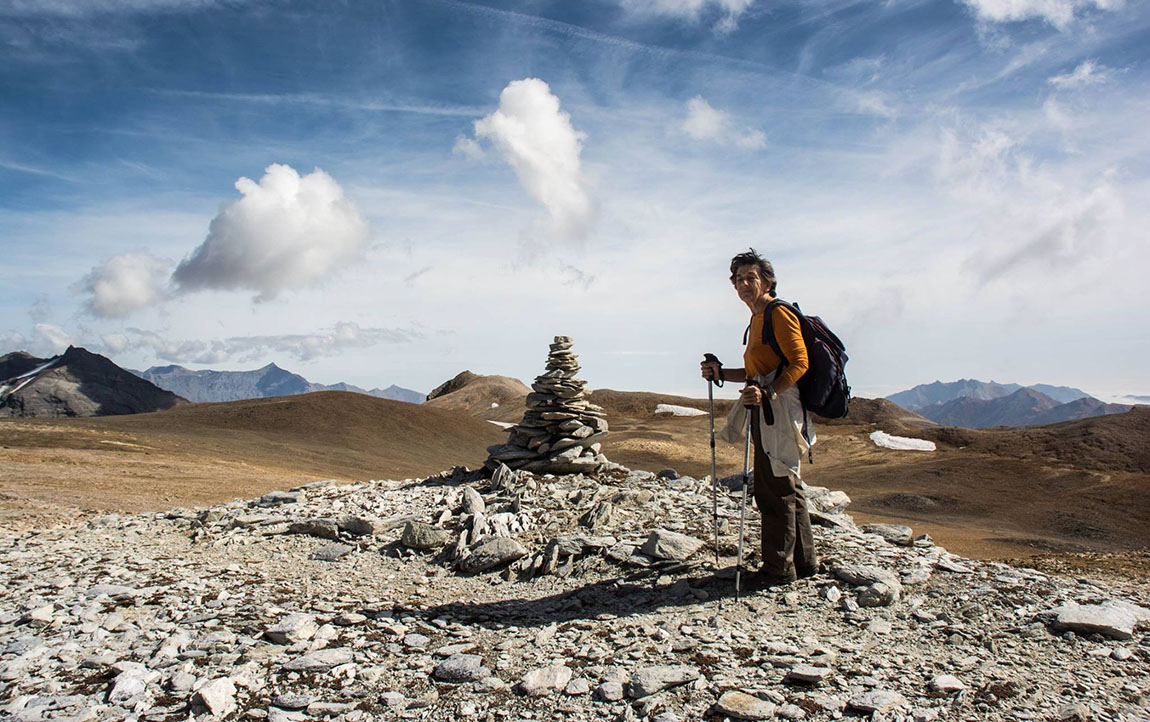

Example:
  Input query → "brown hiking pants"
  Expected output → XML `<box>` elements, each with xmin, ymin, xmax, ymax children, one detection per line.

<box><xmin>751</xmin><ymin>418</ymin><xmax>817</xmax><ymax>577</ymax></box>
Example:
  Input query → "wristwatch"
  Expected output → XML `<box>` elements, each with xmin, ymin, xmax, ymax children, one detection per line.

<box><xmin>767</xmin><ymin>386</ymin><xmax>779</xmax><ymax>402</ymax></box>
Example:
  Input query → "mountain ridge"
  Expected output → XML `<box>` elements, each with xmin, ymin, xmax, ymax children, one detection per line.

<box><xmin>133</xmin><ymin>363</ymin><xmax>423</xmax><ymax>404</ymax></box>
<box><xmin>888</xmin><ymin>378</ymin><xmax>1124</xmax><ymax>428</ymax></box>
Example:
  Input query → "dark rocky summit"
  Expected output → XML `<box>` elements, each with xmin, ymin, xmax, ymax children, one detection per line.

<box><xmin>427</xmin><ymin>370</ymin><xmax>483</xmax><ymax>402</ymax></box>
<box><xmin>0</xmin><ymin>346</ymin><xmax>185</xmax><ymax>418</ymax></box>
<box><xmin>0</xmin><ymin>351</ymin><xmax>45</xmax><ymax>381</ymax></box>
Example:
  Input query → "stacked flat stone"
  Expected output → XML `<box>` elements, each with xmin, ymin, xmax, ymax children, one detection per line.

<box><xmin>486</xmin><ymin>336</ymin><xmax>610</xmax><ymax>474</ymax></box>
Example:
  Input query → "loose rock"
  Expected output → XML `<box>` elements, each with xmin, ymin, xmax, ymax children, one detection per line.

<box><xmin>459</xmin><ymin>536</ymin><xmax>527</xmax><ymax>573</ymax></box>
<box><xmin>517</xmin><ymin>664</ymin><xmax>573</xmax><ymax>696</ymax></box>
<box><xmin>713</xmin><ymin>690</ymin><xmax>777</xmax><ymax>720</ymax></box>
<box><xmin>639</xmin><ymin>529</ymin><xmax>704</xmax><ymax>562</ymax></box>
<box><xmin>626</xmin><ymin>665</ymin><xmax>700</xmax><ymax>698</ymax></box>
<box><xmin>848</xmin><ymin>689</ymin><xmax>907</xmax><ymax>714</ymax></box>
<box><xmin>433</xmin><ymin>654</ymin><xmax>490</xmax><ymax>683</ymax></box>
<box><xmin>401</xmin><ymin>521</ymin><xmax>449</xmax><ymax>550</ymax></box>
<box><xmin>194</xmin><ymin>677</ymin><xmax>237</xmax><ymax>718</ymax></box>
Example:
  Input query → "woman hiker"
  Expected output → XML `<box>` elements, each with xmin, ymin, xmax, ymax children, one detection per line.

<box><xmin>700</xmin><ymin>248</ymin><xmax>818</xmax><ymax>588</ymax></box>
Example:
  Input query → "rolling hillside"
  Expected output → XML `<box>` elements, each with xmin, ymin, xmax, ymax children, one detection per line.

<box><xmin>2</xmin><ymin>379</ymin><xmax>1147</xmax><ymax>566</ymax></box>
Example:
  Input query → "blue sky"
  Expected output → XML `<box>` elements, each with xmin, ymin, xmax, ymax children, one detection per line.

<box><xmin>2</xmin><ymin>0</ymin><xmax>1148</xmax><ymax>401</ymax></box>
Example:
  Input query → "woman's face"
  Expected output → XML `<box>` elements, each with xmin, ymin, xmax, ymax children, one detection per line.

<box><xmin>733</xmin><ymin>264</ymin><xmax>766</xmax><ymax>306</ymax></box>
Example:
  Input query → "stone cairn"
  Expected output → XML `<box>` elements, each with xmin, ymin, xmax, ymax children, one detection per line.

<box><xmin>486</xmin><ymin>336</ymin><xmax>610</xmax><ymax>475</ymax></box>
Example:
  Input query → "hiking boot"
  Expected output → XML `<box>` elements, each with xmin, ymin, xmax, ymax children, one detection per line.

<box><xmin>797</xmin><ymin>565</ymin><xmax>818</xmax><ymax>579</ymax></box>
<box><xmin>743</xmin><ymin>570</ymin><xmax>797</xmax><ymax>591</ymax></box>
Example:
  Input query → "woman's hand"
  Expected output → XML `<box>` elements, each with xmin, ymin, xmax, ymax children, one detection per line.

<box><xmin>740</xmin><ymin>384</ymin><xmax>763</xmax><ymax>407</ymax></box>
<box><xmin>700</xmin><ymin>360</ymin><xmax>721</xmax><ymax>381</ymax></box>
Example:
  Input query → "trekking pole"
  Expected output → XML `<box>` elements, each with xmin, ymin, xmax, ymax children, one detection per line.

<box><xmin>703</xmin><ymin>354</ymin><xmax>722</xmax><ymax>573</ymax></box>
<box><xmin>734</xmin><ymin>394</ymin><xmax>754</xmax><ymax>601</ymax></box>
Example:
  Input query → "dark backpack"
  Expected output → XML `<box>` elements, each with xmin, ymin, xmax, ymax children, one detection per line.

<box><xmin>743</xmin><ymin>299</ymin><xmax>851</xmax><ymax>420</ymax></box>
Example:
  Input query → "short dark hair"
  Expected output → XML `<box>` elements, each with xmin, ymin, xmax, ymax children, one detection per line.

<box><xmin>729</xmin><ymin>248</ymin><xmax>776</xmax><ymax>294</ymax></box>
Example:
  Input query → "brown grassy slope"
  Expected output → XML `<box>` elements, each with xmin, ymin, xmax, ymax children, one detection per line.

<box><xmin>590</xmin><ymin>393</ymin><xmax>1150</xmax><ymax>560</ymax></box>
<box><xmin>817</xmin><ymin>397</ymin><xmax>936</xmax><ymax>431</ymax></box>
<box><xmin>590</xmin><ymin>389</ymin><xmax>726</xmax><ymax>418</ymax></box>
<box><xmin>0</xmin><ymin>391</ymin><xmax>504</xmax><ymax>528</ymax></box>
<box><xmin>94</xmin><ymin>391</ymin><xmax>506</xmax><ymax>475</ymax></box>
<box><xmin>917</xmin><ymin>407</ymin><xmax>1150</xmax><ymax>473</ymax></box>
<box><xmin>3</xmin><ymin>381</ymin><xmax>1147</xmax><ymax>567</ymax></box>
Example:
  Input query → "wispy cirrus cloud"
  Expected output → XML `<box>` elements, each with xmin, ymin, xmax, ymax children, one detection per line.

<box><xmin>150</xmin><ymin>89</ymin><xmax>485</xmax><ymax>117</ymax></box>
<box><xmin>925</xmin><ymin>114</ymin><xmax>1128</xmax><ymax>286</ymax></box>
<box><xmin>849</xmin><ymin>90</ymin><xmax>898</xmax><ymax>119</ymax></box>
<box><xmin>1049</xmin><ymin>60</ymin><xmax>1113</xmax><ymax>88</ymax></box>
<box><xmin>0</xmin><ymin>0</ymin><xmax>224</xmax><ymax>17</ymax></box>
<box><xmin>0</xmin><ymin>159</ymin><xmax>82</xmax><ymax>183</ymax></box>
<box><xmin>615</xmin><ymin>0</ymin><xmax>755</xmax><ymax>32</ymax></box>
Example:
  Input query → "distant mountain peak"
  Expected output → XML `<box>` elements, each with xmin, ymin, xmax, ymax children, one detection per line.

<box><xmin>134</xmin><ymin>363</ymin><xmax>423</xmax><ymax>405</ymax></box>
<box><xmin>888</xmin><ymin>379</ymin><xmax>1126</xmax><ymax>428</ymax></box>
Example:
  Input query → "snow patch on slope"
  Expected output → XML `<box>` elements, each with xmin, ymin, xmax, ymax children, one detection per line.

<box><xmin>870</xmin><ymin>430</ymin><xmax>936</xmax><ymax>452</ymax></box>
<box><xmin>655</xmin><ymin>404</ymin><xmax>707</xmax><ymax>417</ymax></box>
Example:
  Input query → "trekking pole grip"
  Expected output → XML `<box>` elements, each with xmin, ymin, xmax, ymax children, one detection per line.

<box><xmin>742</xmin><ymin>378</ymin><xmax>760</xmax><ymax>409</ymax></box>
<box><xmin>703</xmin><ymin>353</ymin><xmax>723</xmax><ymax>387</ymax></box>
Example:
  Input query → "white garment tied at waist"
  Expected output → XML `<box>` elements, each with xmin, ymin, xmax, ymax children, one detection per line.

<box><xmin>717</xmin><ymin>373</ymin><xmax>814</xmax><ymax>483</ymax></box>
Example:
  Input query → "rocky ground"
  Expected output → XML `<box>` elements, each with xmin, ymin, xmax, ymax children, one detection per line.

<box><xmin>2</xmin><ymin>465</ymin><xmax>1148</xmax><ymax>722</ymax></box>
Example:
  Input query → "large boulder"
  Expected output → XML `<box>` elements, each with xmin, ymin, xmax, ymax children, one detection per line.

<box><xmin>459</xmin><ymin>537</ymin><xmax>527</xmax><ymax>573</ymax></box>
<box><xmin>1048</xmin><ymin>600</ymin><xmax>1150</xmax><ymax>640</ymax></box>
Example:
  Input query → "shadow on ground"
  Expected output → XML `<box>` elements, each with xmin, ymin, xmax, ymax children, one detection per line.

<box><xmin>414</xmin><ymin>565</ymin><xmax>781</xmax><ymax>629</ymax></box>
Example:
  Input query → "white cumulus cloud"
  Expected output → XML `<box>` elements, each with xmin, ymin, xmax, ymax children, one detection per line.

<box><xmin>959</xmin><ymin>0</ymin><xmax>1119</xmax><ymax>30</ymax></box>
<box><xmin>77</xmin><ymin>251</ymin><xmax>173</xmax><ymax>318</ymax></box>
<box><xmin>682</xmin><ymin>96</ymin><xmax>766</xmax><ymax>149</ymax></box>
<box><xmin>171</xmin><ymin>164</ymin><xmax>370</xmax><ymax>301</ymax></box>
<box><xmin>4</xmin><ymin>324</ymin><xmax>74</xmax><ymax>357</ymax></box>
<box><xmin>101</xmin><ymin>333</ymin><xmax>129</xmax><ymax>354</ymax></box>
<box><xmin>468</xmin><ymin>78</ymin><xmax>594</xmax><ymax>241</ymax></box>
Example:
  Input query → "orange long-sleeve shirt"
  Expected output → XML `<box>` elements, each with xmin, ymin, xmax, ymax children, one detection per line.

<box><xmin>743</xmin><ymin>303</ymin><xmax>808</xmax><ymax>389</ymax></box>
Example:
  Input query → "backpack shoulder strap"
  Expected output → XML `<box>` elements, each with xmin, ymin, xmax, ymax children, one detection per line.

<box><xmin>762</xmin><ymin>299</ymin><xmax>795</xmax><ymax>366</ymax></box>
